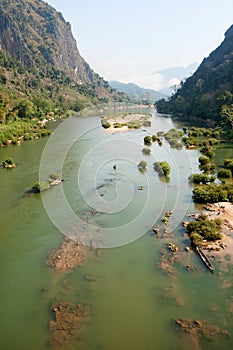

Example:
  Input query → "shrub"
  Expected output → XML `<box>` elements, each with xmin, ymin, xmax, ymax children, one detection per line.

<box><xmin>224</xmin><ymin>159</ymin><xmax>233</xmax><ymax>172</ymax></box>
<box><xmin>2</xmin><ymin>157</ymin><xmax>16</xmax><ymax>168</ymax></box>
<box><xmin>32</xmin><ymin>181</ymin><xmax>50</xmax><ymax>193</ymax></box>
<box><xmin>101</xmin><ymin>119</ymin><xmax>111</xmax><ymax>129</ymax></box>
<box><xmin>138</xmin><ymin>160</ymin><xmax>147</xmax><ymax>172</ymax></box>
<box><xmin>218</xmin><ymin>168</ymin><xmax>232</xmax><ymax>179</ymax></box>
<box><xmin>154</xmin><ymin>161</ymin><xmax>170</xmax><ymax>177</ymax></box>
<box><xmin>142</xmin><ymin>147</ymin><xmax>151</xmax><ymax>155</ymax></box>
<box><xmin>199</xmin><ymin>155</ymin><xmax>210</xmax><ymax>165</ymax></box>
<box><xmin>186</xmin><ymin>214</ymin><xmax>222</xmax><ymax>244</ymax></box>
<box><xmin>189</xmin><ymin>174</ymin><xmax>216</xmax><ymax>184</ymax></box>
<box><xmin>192</xmin><ymin>182</ymin><xmax>233</xmax><ymax>203</ymax></box>
<box><xmin>144</xmin><ymin>136</ymin><xmax>152</xmax><ymax>145</ymax></box>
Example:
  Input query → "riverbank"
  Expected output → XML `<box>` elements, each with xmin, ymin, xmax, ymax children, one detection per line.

<box><xmin>203</xmin><ymin>202</ymin><xmax>233</xmax><ymax>270</ymax></box>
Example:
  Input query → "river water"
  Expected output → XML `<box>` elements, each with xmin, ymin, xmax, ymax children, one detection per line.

<box><xmin>0</xmin><ymin>110</ymin><xmax>233</xmax><ymax>350</ymax></box>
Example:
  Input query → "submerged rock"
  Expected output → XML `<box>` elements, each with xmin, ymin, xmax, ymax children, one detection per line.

<box><xmin>47</xmin><ymin>238</ymin><xmax>88</xmax><ymax>270</ymax></box>
<box><xmin>175</xmin><ymin>318</ymin><xmax>230</xmax><ymax>340</ymax></box>
<box><xmin>49</xmin><ymin>302</ymin><xmax>91</xmax><ymax>348</ymax></box>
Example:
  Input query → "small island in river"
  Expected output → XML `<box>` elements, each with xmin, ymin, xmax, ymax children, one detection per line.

<box><xmin>101</xmin><ymin>112</ymin><xmax>151</xmax><ymax>132</ymax></box>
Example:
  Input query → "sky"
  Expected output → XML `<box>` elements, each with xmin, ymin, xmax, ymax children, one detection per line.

<box><xmin>46</xmin><ymin>0</ymin><xmax>233</xmax><ymax>90</ymax></box>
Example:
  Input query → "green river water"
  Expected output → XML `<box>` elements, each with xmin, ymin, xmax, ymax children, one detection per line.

<box><xmin>0</xmin><ymin>111</ymin><xmax>233</xmax><ymax>350</ymax></box>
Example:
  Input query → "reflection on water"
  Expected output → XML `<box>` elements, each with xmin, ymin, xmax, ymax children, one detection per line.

<box><xmin>0</xmin><ymin>111</ymin><xmax>232</xmax><ymax>350</ymax></box>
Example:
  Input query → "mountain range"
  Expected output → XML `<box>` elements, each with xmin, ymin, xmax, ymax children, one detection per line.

<box><xmin>109</xmin><ymin>81</ymin><xmax>167</xmax><ymax>103</ymax></box>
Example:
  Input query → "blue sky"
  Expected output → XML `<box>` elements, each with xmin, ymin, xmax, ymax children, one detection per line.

<box><xmin>46</xmin><ymin>0</ymin><xmax>233</xmax><ymax>89</ymax></box>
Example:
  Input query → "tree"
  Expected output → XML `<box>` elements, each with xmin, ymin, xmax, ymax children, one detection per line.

<box><xmin>153</xmin><ymin>161</ymin><xmax>170</xmax><ymax>177</ymax></box>
<box><xmin>16</xmin><ymin>99</ymin><xmax>35</xmax><ymax>119</ymax></box>
<box><xmin>138</xmin><ymin>160</ymin><xmax>147</xmax><ymax>172</ymax></box>
<box><xmin>221</xmin><ymin>104</ymin><xmax>233</xmax><ymax>130</ymax></box>
<box><xmin>218</xmin><ymin>168</ymin><xmax>232</xmax><ymax>179</ymax></box>
<box><xmin>144</xmin><ymin>136</ymin><xmax>152</xmax><ymax>145</ymax></box>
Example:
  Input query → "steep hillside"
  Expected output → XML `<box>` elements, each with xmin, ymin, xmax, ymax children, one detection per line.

<box><xmin>0</xmin><ymin>0</ymin><xmax>127</xmax><ymax>123</ymax></box>
<box><xmin>109</xmin><ymin>81</ymin><xmax>167</xmax><ymax>103</ymax></box>
<box><xmin>156</xmin><ymin>25</ymin><xmax>233</xmax><ymax>129</ymax></box>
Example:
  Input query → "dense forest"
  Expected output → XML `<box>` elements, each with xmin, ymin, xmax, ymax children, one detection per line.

<box><xmin>156</xmin><ymin>24</ymin><xmax>233</xmax><ymax>132</ymax></box>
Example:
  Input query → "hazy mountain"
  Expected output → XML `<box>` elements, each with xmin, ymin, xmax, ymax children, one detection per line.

<box><xmin>156</xmin><ymin>25</ymin><xmax>233</xmax><ymax>129</ymax></box>
<box><xmin>154</xmin><ymin>63</ymin><xmax>199</xmax><ymax>95</ymax></box>
<box><xmin>109</xmin><ymin>81</ymin><xmax>168</xmax><ymax>102</ymax></box>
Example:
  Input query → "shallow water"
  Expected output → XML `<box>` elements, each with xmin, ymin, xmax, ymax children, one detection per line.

<box><xmin>0</xmin><ymin>111</ymin><xmax>233</xmax><ymax>350</ymax></box>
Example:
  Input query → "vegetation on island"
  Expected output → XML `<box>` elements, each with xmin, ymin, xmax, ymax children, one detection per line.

<box><xmin>138</xmin><ymin>160</ymin><xmax>147</xmax><ymax>172</ymax></box>
<box><xmin>2</xmin><ymin>157</ymin><xmax>16</xmax><ymax>168</ymax></box>
<box><xmin>192</xmin><ymin>182</ymin><xmax>233</xmax><ymax>203</ymax></box>
<box><xmin>144</xmin><ymin>136</ymin><xmax>152</xmax><ymax>145</ymax></box>
<box><xmin>142</xmin><ymin>147</ymin><xmax>151</xmax><ymax>155</ymax></box>
<box><xmin>153</xmin><ymin>161</ymin><xmax>171</xmax><ymax>177</ymax></box>
<box><xmin>186</xmin><ymin>214</ymin><xmax>222</xmax><ymax>246</ymax></box>
<box><xmin>32</xmin><ymin>173</ymin><xmax>62</xmax><ymax>193</ymax></box>
<box><xmin>100</xmin><ymin>112</ymin><xmax>152</xmax><ymax>130</ymax></box>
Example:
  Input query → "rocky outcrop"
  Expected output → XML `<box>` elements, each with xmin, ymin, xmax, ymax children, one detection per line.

<box><xmin>0</xmin><ymin>0</ymin><xmax>97</xmax><ymax>83</ymax></box>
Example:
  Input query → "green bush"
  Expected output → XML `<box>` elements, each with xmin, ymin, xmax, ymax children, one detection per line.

<box><xmin>189</xmin><ymin>174</ymin><xmax>216</xmax><ymax>184</ymax></box>
<box><xmin>186</xmin><ymin>214</ymin><xmax>222</xmax><ymax>244</ymax></box>
<box><xmin>193</xmin><ymin>182</ymin><xmax>233</xmax><ymax>203</ymax></box>
<box><xmin>224</xmin><ymin>159</ymin><xmax>233</xmax><ymax>172</ymax></box>
<box><xmin>138</xmin><ymin>160</ymin><xmax>147</xmax><ymax>172</ymax></box>
<box><xmin>199</xmin><ymin>155</ymin><xmax>210</xmax><ymax>165</ymax></box>
<box><xmin>101</xmin><ymin>119</ymin><xmax>111</xmax><ymax>129</ymax></box>
<box><xmin>142</xmin><ymin>147</ymin><xmax>151</xmax><ymax>155</ymax></box>
<box><xmin>154</xmin><ymin>161</ymin><xmax>170</xmax><ymax>177</ymax></box>
<box><xmin>32</xmin><ymin>181</ymin><xmax>50</xmax><ymax>193</ymax></box>
<box><xmin>144</xmin><ymin>136</ymin><xmax>152</xmax><ymax>145</ymax></box>
<box><xmin>218</xmin><ymin>168</ymin><xmax>232</xmax><ymax>179</ymax></box>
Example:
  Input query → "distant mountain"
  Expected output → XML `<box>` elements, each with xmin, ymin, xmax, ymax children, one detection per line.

<box><xmin>109</xmin><ymin>81</ymin><xmax>167</xmax><ymax>103</ymax></box>
<box><xmin>0</xmin><ymin>0</ymin><xmax>127</xmax><ymax>123</ymax></box>
<box><xmin>156</xmin><ymin>24</ymin><xmax>233</xmax><ymax>129</ymax></box>
<box><xmin>154</xmin><ymin>63</ymin><xmax>199</xmax><ymax>95</ymax></box>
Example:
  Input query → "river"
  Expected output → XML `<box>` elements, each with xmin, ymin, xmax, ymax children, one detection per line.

<box><xmin>0</xmin><ymin>110</ymin><xmax>233</xmax><ymax>350</ymax></box>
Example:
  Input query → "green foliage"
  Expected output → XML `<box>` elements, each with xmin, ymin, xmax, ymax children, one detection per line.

<box><xmin>144</xmin><ymin>136</ymin><xmax>152</xmax><ymax>145</ymax></box>
<box><xmin>138</xmin><ymin>160</ymin><xmax>147</xmax><ymax>172</ymax></box>
<box><xmin>153</xmin><ymin>161</ymin><xmax>170</xmax><ymax>177</ymax></box>
<box><xmin>0</xmin><ymin>120</ymin><xmax>52</xmax><ymax>145</ymax></box>
<box><xmin>2</xmin><ymin>157</ymin><xmax>16</xmax><ymax>168</ymax></box>
<box><xmin>224</xmin><ymin>159</ymin><xmax>233</xmax><ymax>172</ymax></box>
<box><xmin>101</xmin><ymin>119</ymin><xmax>111</xmax><ymax>129</ymax></box>
<box><xmin>187</xmin><ymin>214</ymin><xmax>222</xmax><ymax>244</ymax></box>
<box><xmin>217</xmin><ymin>168</ymin><xmax>232</xmax><ymax>179</ymax></box>
<box><xmin>189</xmin><ymin>173</ymin><xmax>216</xmax><ymax>184</ymax></box>
<box><xmin>3</xmin><ymin>157</ymin><xmax>14</xmax><ymax>165</ymax></box>
<box><xmin>199</xmin><ymin>155</ymin><xmax>210</xmax><ymax>165</ymax></box>
<box><xmin>193</xmin><ymin>182</ymin><xmax>233</xmax><ymax>203</ymax></box>
<box><xmin>32</xmin><ymin>181</ymin><xmax>50</xmax><ymax>193</ymax></box>
<box><xmin>48</xmin><ymin>173</ymin><xmax>60</xmax><ymax>181</ymax></box>
<box><xmin>142</xmin><ymin>147</ymin><xmax>151</xmax><ymax>155</ymax></box>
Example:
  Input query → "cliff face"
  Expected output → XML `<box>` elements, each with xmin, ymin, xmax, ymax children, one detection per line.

<box><xmin>156</xmin><ymin>24</ymin><xmax>233</xmax><ymax>126</ymax></box>
<box><xmin>0</xmin><ymin>0</ymin><xmax>96</xmax><ymax>84</ymax></box>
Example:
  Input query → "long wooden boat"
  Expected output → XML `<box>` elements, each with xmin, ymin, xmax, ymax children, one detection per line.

<box><xmin>196</xmin><ymin>246</ymin><xmax>214</xmax><ymax>272</ymax></box>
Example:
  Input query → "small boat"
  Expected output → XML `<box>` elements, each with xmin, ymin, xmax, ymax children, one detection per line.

<box><xmin>196</xmin><ymin>246</ymin><xmax>214</xmax><ymax>272</ymax></box>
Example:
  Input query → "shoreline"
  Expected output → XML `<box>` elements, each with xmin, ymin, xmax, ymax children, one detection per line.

<box><xmin>202</xmin><ymin>202</ymin><xmax>233</xmax><ymax>270</ymax></box>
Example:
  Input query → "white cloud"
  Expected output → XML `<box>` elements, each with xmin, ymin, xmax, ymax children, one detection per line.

<box><xmin>168</xmin><ymin>78</ymin><xmax>181</xmax><ymax>88</ymax></box>
<box><xmin>91</xmin><ymin>58</ymin><xmax>165</xmax><ymax>90</ymax></box>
